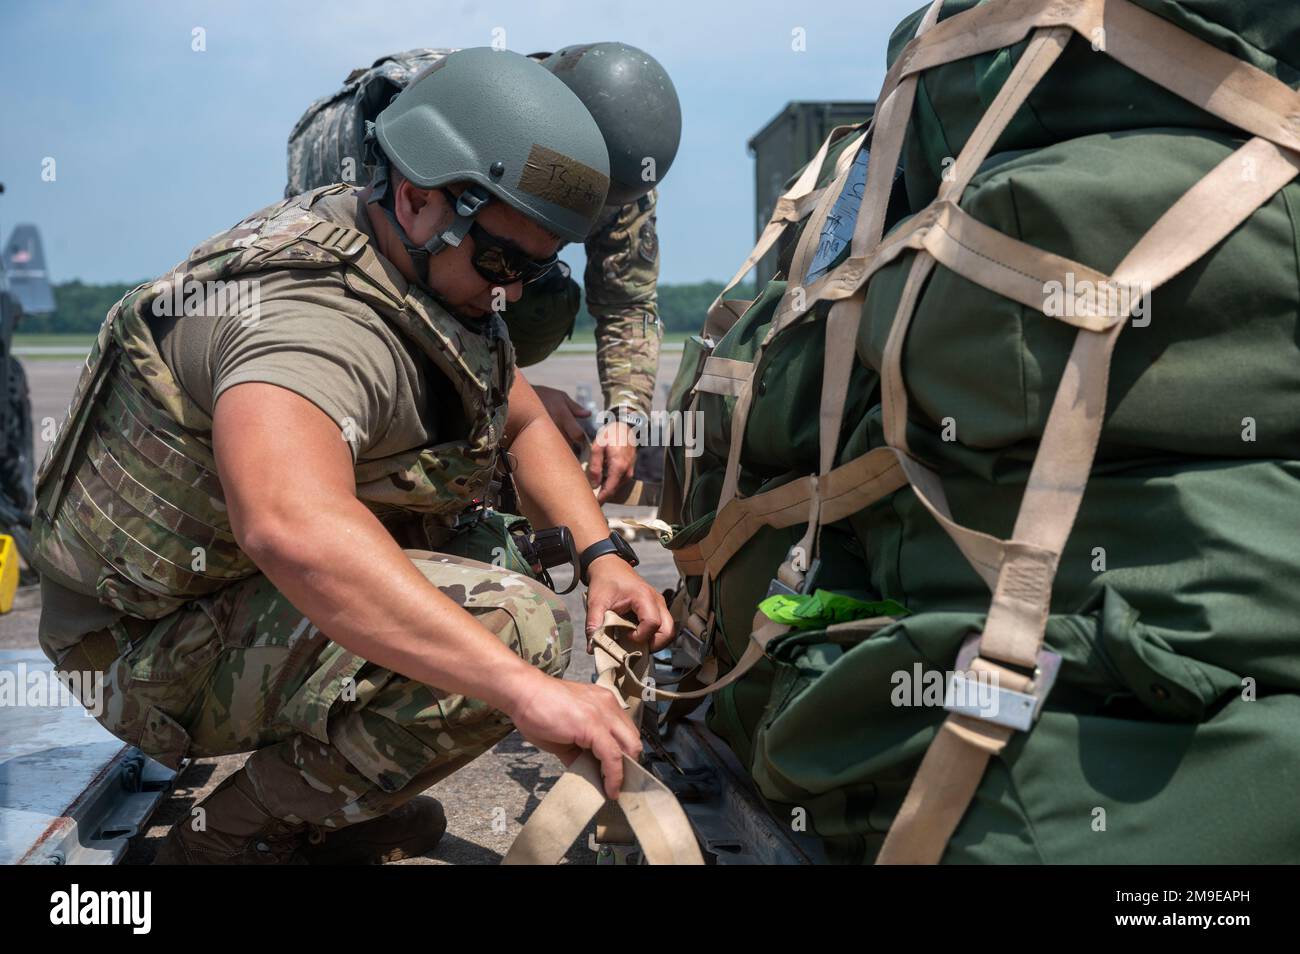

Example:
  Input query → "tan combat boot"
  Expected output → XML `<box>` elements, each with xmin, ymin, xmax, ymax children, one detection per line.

<box><xmin>152</xmin><ymin>768</ymin><xmax>309</xmax><ymax>865</ymax></box>
<box><xmin>153</xmin><ymin>768</ymin><xmax>448</xmax><ymax>865</ymax></box>
<box><xmin>298</xmin><ymin>796</ymin><xmax>447</xmax><ymax>865</ymax></box>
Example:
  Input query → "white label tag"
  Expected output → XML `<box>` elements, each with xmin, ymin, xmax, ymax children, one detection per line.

<box><xmin>805</xmin><ymin>146</ymin><xmax>870</xmax><ymax>284</ymax></box>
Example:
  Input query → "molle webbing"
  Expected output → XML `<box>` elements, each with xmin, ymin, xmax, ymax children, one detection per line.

<box><xmin>33</xmin><ymin>185</ymin><xmax>511</xmax><ymax>619</ymax></box>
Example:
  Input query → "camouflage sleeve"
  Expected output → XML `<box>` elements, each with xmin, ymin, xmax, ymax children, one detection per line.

<box><xmin>582</xmin><ymin>190</ymin><xmax>662</xmax><ymax>419</ymax></box>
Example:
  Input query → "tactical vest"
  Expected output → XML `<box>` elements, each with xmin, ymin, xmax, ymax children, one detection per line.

<box><xmin>33</xmin><ymin>184</ymin><xmax>513</xmax><ymax>620</ymax></box>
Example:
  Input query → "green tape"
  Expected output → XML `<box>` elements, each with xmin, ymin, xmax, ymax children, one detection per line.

<box><xmin>757</xmin><ymin>589</ymin><xmax>909</xmax><ymax>630</ymax></box>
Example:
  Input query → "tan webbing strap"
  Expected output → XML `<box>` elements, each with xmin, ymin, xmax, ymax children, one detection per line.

<box><xmin>920</xmin><ymin>203</ymin><xmax>1118</xmax><ymax>330</ymax></box>
<box><xmin>782</xmin><ymin>0</ymin><xmax>1300</xmax><ymax>328</ymax></box>
<box><xmin>669</xmin><ymin>445</ymin><xmax>905</xmax><ymax>580</ymax></box>
<box><xmin>694</xmin><ymin>356</ymin><xmax>754</xmax><ymax>398</ymax></box>
<box><xmin>788</xmin><ymin>12</ymin><xmax>1060</xmax><ymax>560</ymax></box>
<box><xmin>703</xmin><ymin>125</ymin><xmax>866</xmax><ymax>338</ymax></box>
<box><xmin>877</xmin><ymin>140</ymin><xmax>1300</xmax><ymax>864</ymax></box>
<box><xmin>888</xmin><ymin>0</ymin><xmax>1300</xmax><ymax>157</ymax></box>
<box><xmin>503</xmin><ymin>613</ymin><xmax>704</xmax><ymax>864</ymax></box>
<box><xmin>786</xmin><ymin>295</ymin><xmax>870</xmax><ymax>567</ymax></box>
<box><xmin>604</xmin><ymin>610</ymin><xmax>899</xmax><ymax>704</ymax></box>
<box><xmin>872</xmin><ymin>24</ymin><xmax>1074</xmax><ymax>590</ymax></box>
<box><xmin>984</xmin><ymin>135</ymin><xmax>1300</xmax><ymax>668</ymax></box>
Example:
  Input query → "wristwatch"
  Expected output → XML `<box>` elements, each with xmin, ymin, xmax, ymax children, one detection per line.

<box><xmin>579</xmin><ymin>531</ymin><xmax>640</xmax><ymax>585</ymax></box>
<box><xmin>606</xmin><ymin>407</ymin><xmax>646</xmax><ymax>430</ymax></box>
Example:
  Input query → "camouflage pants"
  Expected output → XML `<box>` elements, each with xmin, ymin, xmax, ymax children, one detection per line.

<box><xmin>54</xmin><ymin>549</ymin><xmax>572</xmax><ymax>829</ymax></box>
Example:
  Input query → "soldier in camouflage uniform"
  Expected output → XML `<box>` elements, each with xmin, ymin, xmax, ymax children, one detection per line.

<box><xmin>33</xmin><ymin>49</ymin><xmax>674</xmax><ymax>864</ymax></box>
<box><xmin>286</xmin><ymin>43</ymin><xmax>681</xmax><ymax>502</ymax></box>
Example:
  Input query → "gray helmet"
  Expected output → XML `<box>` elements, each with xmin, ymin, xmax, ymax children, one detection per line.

<box><xmin>539</xmin><ymin>43</ymin><xmax>681</xmax><ymax>206</ymax></box>
<box><xmin>372</xmin><ymin>47</ymin><xmax>611</xmax><ymax>244</ymax></box>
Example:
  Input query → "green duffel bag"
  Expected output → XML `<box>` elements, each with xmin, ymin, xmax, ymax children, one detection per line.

<box><xmin>661</xmin><ymin>120</ymin><xmax>879</xmax><ymax>522</ymax></box>
<box><xmin>749</xmin><ymin>585</ymin><xmax>1300</xmax><ymax>863</ymax></box>
<box><xmin>861</xmin><ymin>127</ymin><xmax>1300</xmax><ymax>464</ymax></box>
<box><xmin>840</xmin><ymin>400</ymin><xmax>1300</xmax><ymax>687</ymax></box>
<box><xmin>890</xmin><ymin>0</ymin><xmax>1300</xmax><ymax>211</ymax></box>
<box><xmin>679</xmin><ymin>281</ymin><xmax>879</xmax><ymax>497</ymax></box>
<box><xmin>660</xmin><ymin>276</ymin><xmax>878</xmax><ymax>767</ymax></box>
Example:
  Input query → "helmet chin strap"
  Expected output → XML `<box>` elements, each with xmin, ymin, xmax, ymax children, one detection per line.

<box><xmin>363</xmin><ymin>127</ymin><xmax>491</xmax><ymax>310</ymax></box>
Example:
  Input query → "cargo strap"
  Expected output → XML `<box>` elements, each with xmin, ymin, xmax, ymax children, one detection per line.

<box><xmin>666</xmin><ymin>0</ymin><xmax>1300</xmax><ymax>863</ymax></box>
<box><xmin>661</xmin><ymin>0</ymin><xmax>947</xmax><ymax>714</ymax></box>
<box><xmin>703</xmin><ymin>124</ymin><xmax>867</xmax><ymax>340</ymax></box>
<box><xmin>502</xmin><ymin>612</ymin><xmax>704</xmax><ymax>864</ymax></box>
<box><xmin>850</xmin><ymin>0</ymin><xmax>1300</xmax><ymax>863</ymax></box>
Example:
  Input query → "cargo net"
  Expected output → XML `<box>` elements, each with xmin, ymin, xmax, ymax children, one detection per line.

<box><xmin>657</xmin><ymin>0</ymin><xmax>1300</xmax><ymax>863</ymax></box>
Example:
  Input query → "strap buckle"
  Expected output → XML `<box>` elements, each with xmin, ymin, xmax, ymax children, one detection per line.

<box><xmin>765</xmin><ymin>556</ymin><xmax>820</xmax><ymax>599</ymax></box>
<box><xmin>454</xmin><ymin>185</ymin><xmax>490</xmax><ymax>218</ymax></box>
<box><xmin>672</xmin><ymin>610</ymin><xmax>714</xmax><ymax>668</ymax></box>
<box><xmin>942</xmin><ymin>632</ymin><xmax>1062</xmax><ymax>732</ymax></box>
<box><xmin>450</xmin><ymin>505</ymin><xmax>489</xmax><ymax>530</ymax></box>
<box><xmin>509</xmin><ymin>523</ymin><xmax>580</xmax><ymax>595</ymax></box>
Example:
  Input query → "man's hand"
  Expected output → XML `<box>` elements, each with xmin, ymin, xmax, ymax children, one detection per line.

<box><xmin>589</xmin><ymin>420</ymin><xmax>638</xmax><ymax>503</ymax></box>
<box><xmin>505</xmin><ymin>675</ymin><xmax>642</xmax><ymax>800</ymax></box>
<box><xmin>532</xmin><ymin>384</ymin><xmax>591</xmax><ymax>454</ymax></box>
<box><xmin>584</xmin><ymin>556</ymin><xmax>674</xmax><ymax>650</ymax></box>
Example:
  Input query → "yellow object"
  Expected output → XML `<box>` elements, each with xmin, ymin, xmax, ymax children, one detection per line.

<box><xmin>0</xmin><ymin>534</ymin><xmax>18</xmax><ymax>614</ymax></box>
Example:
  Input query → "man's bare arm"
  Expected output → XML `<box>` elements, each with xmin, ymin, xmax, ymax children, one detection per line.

<box><xmin>505</xmin><ymin>373</ymin><xmax>673</xmax><ymax>647</ymax></box>
<box><xmin>212</xmin><ymin>382</ymin><xmax>641</xmax><ymax>797</ymax></box>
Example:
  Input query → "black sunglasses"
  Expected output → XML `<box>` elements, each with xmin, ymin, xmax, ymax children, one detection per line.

<box><xmin>439</xmin><ymin>189</ymin><xmax>559</xmax><ymax>286</ymax></box>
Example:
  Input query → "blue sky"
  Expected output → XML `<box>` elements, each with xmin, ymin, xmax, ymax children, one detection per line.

<box><xmin>0</xmin><ymin>0</ymin><xmax>925</xmax><ymax>285</ymax></box>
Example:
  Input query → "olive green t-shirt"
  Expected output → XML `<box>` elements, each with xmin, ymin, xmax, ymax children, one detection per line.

<box><xmin>149</xmin><ymin>189</ymin><xmax>440</xmax><ymax>462</ymax></box>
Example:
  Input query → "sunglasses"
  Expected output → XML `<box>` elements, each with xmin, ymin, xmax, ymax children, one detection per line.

<box><xmin>439</xmin><ymin>189</ymin><xmax>559</xmax><ymax>286</ymax></box>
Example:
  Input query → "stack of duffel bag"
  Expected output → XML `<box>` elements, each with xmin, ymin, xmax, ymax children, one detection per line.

<box><xmin>658</xmin><ymin>0</ymin><xmax>1300</xmax><ymax>863</ymax></box>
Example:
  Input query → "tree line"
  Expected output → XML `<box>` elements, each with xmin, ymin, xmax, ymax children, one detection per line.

<box><xmin>16</xmin><ymin>280</ymin><xmax>755</xmax><ymax>336</ymax></box>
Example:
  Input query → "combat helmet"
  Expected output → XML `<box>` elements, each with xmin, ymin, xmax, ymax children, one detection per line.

<box><xmin>538</xmin><ymin>43</ymin><xmax>682</xmax><ymax>206</ymax></box>
<box><xmin>367</xmin><ymin>47</ymin><xmax>611</xmax><ymax>284</ymax></box>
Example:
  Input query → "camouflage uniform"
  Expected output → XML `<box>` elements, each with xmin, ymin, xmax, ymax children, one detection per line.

<box><xmin>585</xmin><ymin>192</ymin><xmax>663</xmax><ymax>420</ymax></box>
<box><xmin>34</xmin><ymin>186</ymin><xmax>573</xmax><ymax>830</ymax></box>
<box><xmin>286</xmin><ymin>48</ymin><xmax>663</xmax><ymax>420</ymax></box>
<box><xmin>55</xmin><ymin>546</ymin><xmax>569</xmax><ymax>829</ymax></box>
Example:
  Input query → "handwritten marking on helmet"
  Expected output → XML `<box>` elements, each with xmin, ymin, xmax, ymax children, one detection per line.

<box><xmin>517</xmin><ymin>143</ymin><xmax>606</xmax><ymax>220</ymax></box>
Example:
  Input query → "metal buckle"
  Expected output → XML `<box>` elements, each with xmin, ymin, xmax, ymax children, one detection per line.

<box><xmin>764</xmin><ymin>556</ymin><xmax>820</xmax><ymax>599</ymax></box>
<box><xmin>673</xmin><ymin>625</ymin><xmax>705</xmax><ymax>668</ymax></box>
<box><xmin>671</xmin><ymin>610</ymin><xmax>714</xmax><ymax>669</ymax></box>
<box><xmin>450</xmin><ymin>506</ymin><xmax>488</xmax><ymax>530</ymax></box>
<box><xmin>942</xmin><ymin>632</ymin><xmax>1062</xmax><ymax>733</ymax></box>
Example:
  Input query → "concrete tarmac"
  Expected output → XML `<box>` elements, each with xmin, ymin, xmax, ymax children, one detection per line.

<box><xmin>3</xmin><ymin>349</ymin><xmax>685</xmax><ymax>865</ymax></box>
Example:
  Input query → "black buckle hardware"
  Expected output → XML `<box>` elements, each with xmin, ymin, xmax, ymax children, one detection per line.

<box><xmin>509</xmin><ymin>523</ymin><xmax>580</xmax><ymax>594</ymax></box>
<box><xmin>764</xmin><ymin>557</ymin><xmax>821</xmax><ymax>599</ymax></box>
<box><xmin>451</xmin><ymin>505</ymin><xmax>489</xmax><ymax>530</ymax></box>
